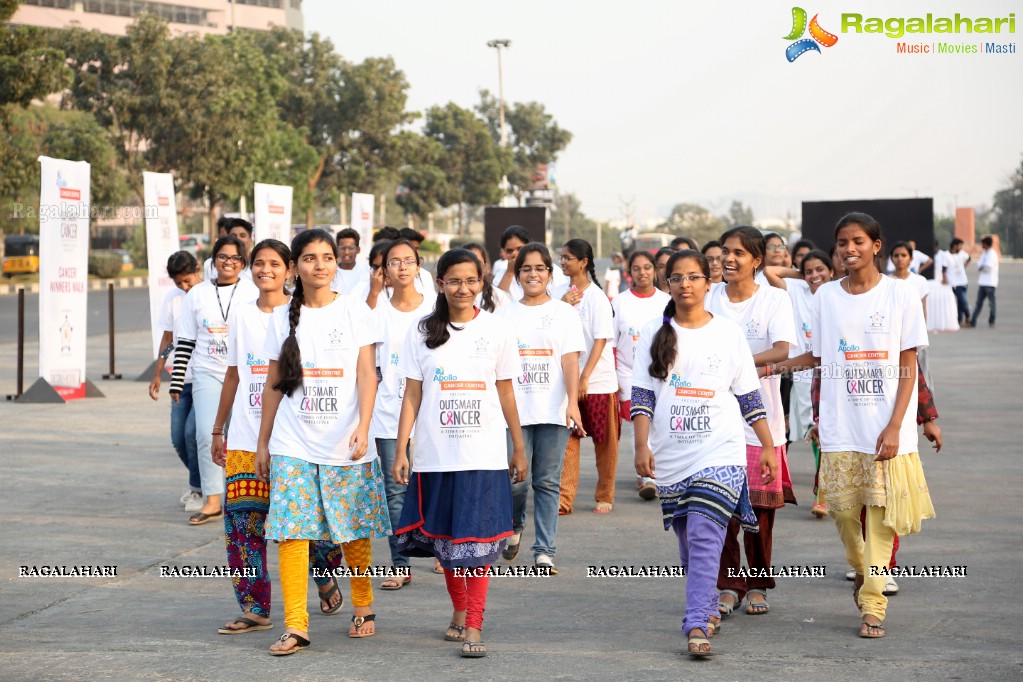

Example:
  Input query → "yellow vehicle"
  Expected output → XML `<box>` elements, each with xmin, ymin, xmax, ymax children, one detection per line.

<box><xmin>3</xmin><ymin>234</ymin><xmax>40</xmax><ymax>278</ymax></box>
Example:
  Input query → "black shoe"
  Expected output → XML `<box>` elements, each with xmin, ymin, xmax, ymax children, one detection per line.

<box><xmin>502</xmin><ymin>534</ymin><xmax>521</xmax><ymax>560</ymax></box>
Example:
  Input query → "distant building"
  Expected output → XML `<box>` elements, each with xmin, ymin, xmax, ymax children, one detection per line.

<box><xmin>12</xmin><ymin>0</ymin><xmax>303</xmax><ymax>37</ymax></box>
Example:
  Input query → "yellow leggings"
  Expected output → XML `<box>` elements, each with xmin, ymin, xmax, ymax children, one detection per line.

<box><xmin>831</xmin><ymin>504</ymin><xmax>895</xmax><ymax>621</ymax></box>
<box><xmin>278</xmin><ymin>537</ymin><xmax>374</xmax><ymax>632</ymax></box>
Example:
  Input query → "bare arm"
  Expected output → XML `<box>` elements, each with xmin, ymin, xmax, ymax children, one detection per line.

<box><xmin>561</xmin><ymin>351</ymin><xmax>585</xmax><ymax>435</ymax></box>
<box><xmin>763</xmin><ymin>266</ymin><xmax>801</xmax><ymax>291</ymax></box>
<box><xmin>349</xmin><ymin>344</ymin><xmax>378</xmax><ymax>460</ymax></box>
<box><xmin>255</xmin><ymin>361</ymin><xmax>285</xmax><ymax>481</ymax></box>
<box><xmin>148</xmin><ymin>330</ymin><xmax>174</xmax><ymax>400</ymax></box>
<box><xmin>210</xmin><ymin>365</ymin><xmax>240</xmax><ymax>467</ymax></box>
<box><xmin>875</xmin><ymin>348</ymin><xmax>917</xmax><ymax>461</ymax></box>
<box><xmin>579</xmin><ymin>338</ymin><xmax>607</xmax><ymax>398</ymax></box>
<box><xmin>753</xmin><ymin>340</ymin><xmax>790</xmax><ymax>369</ymax></box>
<box><xmin>750</xmin><ymin>417</ymin><xmax>778</xmax><ymax>483</ymax></box>
<box><xmin>392</xmin><ymin>378</ymin><xmax>423</xmax><ymax>485</ymax></box>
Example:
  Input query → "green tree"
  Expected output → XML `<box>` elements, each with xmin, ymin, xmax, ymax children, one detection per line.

<box><xmin>661</xmin><ymin>202</ymin><xmax>727</xmax><ymax>245</ymax></box>
<box><xmin>0</xmin><ymin>0</ymin><xmax>71</xmax><ymax>108</ymax></box>
<box><xmin>989</xmin><ymin>157</ymin><xmax>1023</xmax><ymax>257</ymax></box>
<box><xmin>395</xmin><ymin>133</ymin><xmax>452</xmax><ymax>225</ymax></box>
<box><xmin>726</xmin><ymin>200</ymin><xmax>755</xmax><ymax>227</ymax></box>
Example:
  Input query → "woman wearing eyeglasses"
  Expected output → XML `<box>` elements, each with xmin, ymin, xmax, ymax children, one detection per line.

<box><xmin>391</xmin><ymin>248</ymin><xmax>526</xmax><ymax>657</ymax></box>
<box><xmin>370</xmin><ymin>238</ymin><xmax>435</xmax><ymax>589</ymax></box>
<box><xmin>171</xmin><ymin>235</ymin><xmax>259</xmax><ymax>525</ymax></box>
<box><xmin>706</xmin><ymin>226</ymin><xmax>796</xmax><ymax>618</ymax></box>
<box><xmin>633</xmin><ymin>249</ymin><xmax>777</xmax><ymax>658</ymax></box>
<box><xmin>612</xmin><ymin>250</ymin><xmax>670</xmax><ymax>501</ymax></box>
<box><xmin>495</xmin><ymin>242</ymin><xmax>585</xmax><ymax>574</ymax></box>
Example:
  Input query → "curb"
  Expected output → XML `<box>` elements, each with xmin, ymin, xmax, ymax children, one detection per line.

<box><xmin>0</xmin><ymin>276</ymin><xmax>148</xmax><ymax>297</ymax></box>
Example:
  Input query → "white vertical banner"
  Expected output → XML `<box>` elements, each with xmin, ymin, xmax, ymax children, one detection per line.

<box><xmin>254</xmin><ymin>182</ymin><xmax>293</xmax><ymax>243</ymax></box>
<box><xmin>143</xmin><ymin>171</ymin><xmax>180</xmax><ymax>359</ymax></box>
<box><xmin>350</xmin><ymin>192</ymin><xmax>375</xmax><ymax>246</ymax></box>
<box><xmin>38</xmin><ymin>156</ymin><xmax>91</xmax><ymax>400</ymax></box>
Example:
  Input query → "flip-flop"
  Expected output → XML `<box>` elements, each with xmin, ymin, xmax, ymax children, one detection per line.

<box><xmin>349</xmin><ymin>613</ymin><xmax>376</xmax><ymax>638</ymax></box>
<box><xmin>218</xmin><ymin>616</ymin><xmax>273</xmax><ymax>635</ymax></box>
<box><xmin>319</xmin><ymin>577</ymin><xmax>344</xmax><ymax>615</ymax></box>
<box><xmin>461</xmin><ymin>639</ymin><xmax>487</xmax><ymax>658</ymax></box>
<box><xmin>718</xmin><ymin>590</ymin><xmax>741</xmax><ymax>617</ymax></box>
<box><xmin>444</xmin><ymin>623</ymin><xmax>466</xmax><ymax>642</ymax></box>
<box><xmin>859</xmin><ymin>620</ymin><xmax>886</xmax><ymax>638</ymax></box>
<box><xmin>380</xmin><ymin>575</ymin><xmax>412</xmax><ymax>590</ymax></box>
<box><xmin>268</xmin><ymin>631</ymin><xmax>310</xmax><ymax>656</ymax></box>
<box><xmin>432</xmin><ymin>559</ymin><xmax>444</xmax><ymax>574</ymax></box>
<box><xmin>188</xmin><ymin>510</ymin><xmax>223</xmax><ymax>526</ymax></box>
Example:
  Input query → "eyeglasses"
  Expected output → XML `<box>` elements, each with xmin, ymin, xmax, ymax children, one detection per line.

<box><xmin>704</xmin><ymin>256</ymin><xmax>721</xmax><ymax>263</ymax></box>
<box><xmin>667</xmin><ymin>274</ymin><xmax>709</xmax><ymax>285</ymax></box>
<box><xmin>387</xmin><ymin>257</ymin><xmax>419</xmax><ymax>269</ymax></box>
<box><xmin>766</xmin><ymin>244</ymin><xmax>787</xmax><ymax>252</ymax></box>
<box><xmin>215</xmin><ymin>254</ymin><xmax>243</xmax><ymax>264</ymax></box>
<box><xmin>338</xmin><ymin>245</ymin><xmax>359</xmax><ymax>253</ymax></box>
<box><xmin>518</xmin><ymin>265</ymin><xmax>550</xmax><ymax>274</ymax></box>
<box><xmin>439</xmin><ymin>278</ymin><xmax>481</xmax><ymax>290</ymax></box>
<box><xmin>559</xmin><ymin>254</ymin><xmax>578</xmax><ymax>262</ymax></box>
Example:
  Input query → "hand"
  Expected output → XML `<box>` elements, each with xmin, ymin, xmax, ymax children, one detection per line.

<box><xmin>509</xmin><ymin>445</ymin><xmax>527</xmax><ymax>483</ymax></box>
<box><xmin>561</xmin><ymin>288</ymin><xmax>583</xmax><ymax>306</ymax></box>
<box><xmin>255</xmin><ymin>445</ymin><xmax>271</xmax><ymax>482</ymax></box>
<box><xmin>578</xmin><ymin>374</ymin><xmax>590</xmax><ymax>400</ymax></box>
<box><xmin>392</xmin><ymin>450</ymin><xmax>410</xmax><ymax>485</ymax></box>
<box><xmin>804</xmin><ymin>424</ymin><xmax>819</xmax><ymax>447</ymax></box>
<box><xmin>874</xmin><ymin>423</ymin><xmax>901</xmax><ymax>461</ymax></box>
<box><xmin>169</xmin><ymin>389</ymin><xmax>180</xmax><ymax>404</ymax></box>
<box><xmin>922</xmin><ymin>420</ymin><xmax>942</xmax><ymax>452</ymax></box>
<box><xmin>635</xmin><ymin>442</ymin><xmax>655</xmax><ymax>479</ymax></box>
<box><xmin>369</xmin><ymin>264</ymin><xmax>385</xmax><ymax>295</ymax></box>
<box><xmin>759</xmin><ymin>448</ymin><xmax>779</xmax><ymax>484</ymax></box>
<box><xmin>566</xmin><ymin>404</ymin><xmax>587</xmax><ymax>437</ymax></box>
<box><xmin>211</xmin><ymin>433</ymin><xmax>226</xmax><ymax>467</ymax></box>
<box><xmin>349</xmin><ymin>426</ymin><xmax>370</xmax><ymax>461</ymax></box>
<box><xmin>148</xmin><ymin>378</ymin><xmax>161</xmax><ymax>401</ymax></box>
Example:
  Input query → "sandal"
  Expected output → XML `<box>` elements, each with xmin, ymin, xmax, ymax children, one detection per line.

<box><xmin>707</xmin><ymin>615</ymin><xmax>721</xmax><ymax>637</ymax></box>
<box><xmin>217</xmin><ymin>616</ymin><xmax>273</xmax><ymax>635</ymax></box>
<box><xmin>745</xmin><ymin>589</ymin><xmax>769</xmax><ymax>615</ymax></box>
<box><xmin>593</xmin><ymin>502</ymin><xmax>613</xmax><ymax>514</ymax></box>
<box><xmin>433</xmin><ymin>558</ymin><xmax>444</xmax><ymax>574</ymax></box>
<box><xmin>380</xmin><ymin>575</ymin><xmax>412</xmax><ymax>590</ymax></box>
<box><xmin>461</xmin><ymin>639</ymin><xmax>487</xmax><ymax>658</ymax></box>
<box><xmin>859</xmin><ymin>619</ymin><xmax>886</xmax><ymax>638</ymax></box>
<box><xmin>318</xmin><ymin>577</ymin><xmax>344</xmax><ymax>615</ymax></box>
<box><xmin>444</xmin><ymin>622</ymin><xmax>466</xmax><ymax>641</ymax></box>
<box><xmin>268</xmin><ymin>631</ymin><xmax>310</xmax><ymax>656</ymax></box>
<box><xmin>718</xmin><ymin>590</ymin><xmax>741</xmax><ymax>618</ymax></box>
<box><xmin>349</xmin><ymin>613</ymin><xmax>376</xmax><ymax>638</ymax></box>
<box><xmin>188</xmin><ymin>510</ymin><xmax>223</xmax><ymax>526</ymax></box>
<box><xmin>687</xmin><ymin>629</ymin><xmax>713</xmax><ymax>658</ymax></box>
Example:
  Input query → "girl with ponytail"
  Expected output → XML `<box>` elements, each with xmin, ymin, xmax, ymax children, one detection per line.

<box><xmin>464</xmin><ymin>242</ymin><xmax>510</xmax><ymax>312</ymax></box>
<box><xmin>555</xmin><ymin>238</ymin><xmax>619</xmax><ymax>514</ymax></box>
<box><xmin>632</xmin><ymin>249</ymin><xmax>777</xmax><ymax>658</ymax></box>
<box><xmin>255</xmin><ymin>229</ymin><xmax>390</xmax><ymax>655</ymax></box>
<box><xmin>391</xmin><ymin>248</ymin><xmax>527</xmax><ymax>657</ymax></box>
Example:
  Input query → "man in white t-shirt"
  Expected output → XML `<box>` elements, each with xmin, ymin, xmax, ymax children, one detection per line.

<box><xmin>946</xmin><ymin>238</ymin><xmax>971</xmax><ymax>325</ymax></box>
<box><xmin>331</xmin><ymin>227</ymin><xmax>371</xmax><ymax>294</ymax></box>
<box><xmin>971</xmin><ymin>236</ymin><xmax>998</xmax><ymax>328</ymax></box>
<box><xmin>603</xmin><ymin>252</ymin><xmax>624</xmax><ymax>300</ymax></box>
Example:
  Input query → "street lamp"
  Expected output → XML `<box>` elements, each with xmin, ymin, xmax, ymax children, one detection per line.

<box><xmin>487</xmin><ymin>39</ymin><xmax>511</xmax><ymax>148</ymax></box>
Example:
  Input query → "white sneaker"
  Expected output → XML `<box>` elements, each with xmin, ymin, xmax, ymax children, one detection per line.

<box><xmin>534</xmin><ymin>554</ymin><xmax>558</xmax><ymax>575</ymax></box>
<box><xmin>179</xmin><ymin>490</ymin><xmax>194</xmax><ymax>506</ymax></box>
<box><xmin>184</xmin><ymin>492</ymin><xmax>204</xmax><ymax>513</ymax></box>
<box><xmin>846</xmin><ymin>568</ymin><xmax>856</xmax><ymax>581</ymax></box>
<box><xmin>883</xmin><ymin>577</ymin><xmax>899</xmax><ymax>595</ymax></box>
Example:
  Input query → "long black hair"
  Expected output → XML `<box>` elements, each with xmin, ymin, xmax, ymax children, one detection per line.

<box><xmin>419</xmin><ymin>248</ymin><xmax>482</xmax><ymax>349</ymax></box>
<box><xmin>563</xmin><ymin>238</ymin><xmax>602</xmax><ymax>290</ymax></box>
<box><xmin>647</xmin><ymin>250</ymin><xmax>710</xmax><ymax>381</ymax></box>
<box><xmin>463</xmin><ymin>242</ymin><xmax>497</xmax><ymax>312</ymax></box>
<box><xmin>274</xmin><ymin>229</ymin><xmax>338</xmax><ymax>396</ymax></box>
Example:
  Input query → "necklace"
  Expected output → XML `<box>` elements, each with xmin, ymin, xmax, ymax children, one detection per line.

<box><xmin>215</xmin><ymin>281</ymin><xmax>240</xmax><ymax>322</ymax></box>
<box><xmin>842</xmin><ymin>272</ymin><xmax>882</xmax><ymax>295</ymax></box>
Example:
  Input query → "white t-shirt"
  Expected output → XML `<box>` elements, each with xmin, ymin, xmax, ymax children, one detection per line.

<box><xmin>158</xmin><ymin>288</ymin><xmax>191</xmax><ymax>383</ymax></box>
<box><xmin>176</xmin><ymin>279</ymin><xmax>259</xmax><ymax>380</ymax></box>
<box><xmin>931</xmin><ymin>251</ymin><xmax>949</xmax><ymax>283</ymax></box>
<box><xmin>977</xmin><ymin>249</ymin><xmax>999</xmax><ymax>287</ymax></box>
<box><xmin>551</xmin><ymin>282</ymin><xmax>618</xmax><ymax>395</ymax></box>
<box><xmin>475</xmin><ymin>284</ymin><xmax>511</xmax><ymax>312</ymax></box>
<box><xmin>612</xmin><ymin>288</ymin><xmax>671</xmax><ymax>401</ymax></box>
<box><xmin>331</xmin><ymin>262</ymin><xmax>371</xmax><ymax>295</ymax></box>
<box><xmin>371</xmin><ymin>295</ymin><xmax>435</xmax><ymax>439</ymax></box>
<box><xmin>604</xmin><ymin>267</ymin><xmax>622</xmax><ymax>300</ymax></box>
<box><xmin>398</xmin><ymin>310</ymin><xmax>519</xmax><ymax>472</ymax></box>
<box><xmin>493</xmin><ymin>259</ymin><xmax>570</xmax><ymax>301</ymax></box>
<box><xmin>911</xmin><ymin>250</ymin><xmax>931</xmax><ymax>273</ymax></box>
<box><xmin>263</xmin><ymin>294</ymin><xmax>377</xmax><ymax>466</ymax></box>
<box><xmin>632</xmin><ymin>316</ymin><xmax>761</xmax><ymax>486</ymax></box>
<box><xmin>811</xmin><ymin>277</ymin><xmax>928</xmax><ymax>455</ymax></box>
<box><xmin>496</xmin><ymin>299</ymin><xmax>586</xmax><ymax>426</ymax></box>
<box><xmin>896</xmin><ymin>273</ymin><xmax>929</xmax><ymax>302</ymax></box>
<box><xmin>225</xmin><ymin>301</ymin><xmax>273</xmax><ymax>452</ymax></box>
<box><xmin>705</xmin><ymin>282</ymin><xmax>796</xmax><ymax>445</ymax></box>
<box><xmin>786</xmin><ymin>279</ymin><xmax>814</xmax><ymax>383</ymax></box>
<box><xmin>946</xmin><ymin>250</ymin><xmax>970</xmax><ymax>287</ymax></box>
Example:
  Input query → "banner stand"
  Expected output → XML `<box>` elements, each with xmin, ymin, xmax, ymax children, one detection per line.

<box><xmin>16</xmin><ymin>378</ymin><xmax>66</xmax><ymax>404</ymax></box>
<box><xmin>135</xmin><ymin>360</ymin><xmax>171</xmax><ymax>383</ymax></box>
<box><xmin>84</xmin><ymin>379</ymin><xmax>105</xmax><ymax>398</ymax></box>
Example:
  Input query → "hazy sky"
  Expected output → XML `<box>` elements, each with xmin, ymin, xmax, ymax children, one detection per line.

<box><xmin>305</xmin><ymin>0</ymin><xmax>1023</xmax><ymax>224</ymax></box>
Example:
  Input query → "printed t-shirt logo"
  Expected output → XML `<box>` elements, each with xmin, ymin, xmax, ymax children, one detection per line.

<box><xmin>390</xmin><ymin>352</ymin><xmax>399</xmax><ymax>366</ymax></box>
<box><xmin>299</xmin><ymin>362</ymin><xmax>341</xmax><ymax>417</ymax></box>
<box><xmin>538</xmin><ymin>314</ymin><xmax>554</xmax><ymax>330</ymax></box>
<box><xmin>201</xmin><ymin>318</ymin><xmax>228</xmax><ymax>356</ymax></box>
<box><xmin>438</xmin><ymin>380</ymin><xmax>484</xmax><ymax>428</ymax></box>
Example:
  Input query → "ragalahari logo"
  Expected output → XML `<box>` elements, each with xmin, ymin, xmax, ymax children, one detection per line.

<box><xmin>784</xmin><ymin>7</ymin><xmax>839</xmax><ymax>62</ymax></box>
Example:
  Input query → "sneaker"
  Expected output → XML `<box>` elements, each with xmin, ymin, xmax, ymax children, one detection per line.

<box><xmin>535</xmin><ymin>554</ymin><xmax>558</xmax><ymax>575</ymax></box>
<box><xmin>638</xmin><ymin>482</ymin><xmax>657</xmax><ymax>501</ymax></box>
<box><xmin>183</xmin><ymin>492</ymin><xmax>204</xmax><ymax>513</ymax></box>
<box><xmin>845</xmin><ymin>568</ymin><xmax>856</xmax><ymax>581</ymax></box>
<box><xmin>502</xmin><ymin>532</ymin><xmax>521</xmax><ymax>561</ymax></box>
<box><xmin>883</xmin><ymin>577</ymin><xmax>899</xmax><ymax>595</ymax></box>
<box><xmin>179</xmin><ymin>490</ymin><xmax>194</xmax><ymax>506</ymax></box>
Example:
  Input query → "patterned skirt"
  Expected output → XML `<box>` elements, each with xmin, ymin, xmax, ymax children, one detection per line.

<box><xmin>265</xmin><ymin>455</ymin><xmax>391</xmax><ymax>543</ymax></box>
<box><xmin>395</xmin><ymin>469</ymin><xmax>513</xmax><ymax>570</ymax></box>
<box><xmin>225</xmin><ymin>450</ymin><xmax>270</xmax><ymax>515</ymax></box>
<box><xmin>657</xmin><ymin>465</ymin><xmax>758</xmax><ymax>533</ymax></box>
<box><xmin>746</xmin><ymin>444</ymin><xmax>796</xmax><ymax>509</ymax></box>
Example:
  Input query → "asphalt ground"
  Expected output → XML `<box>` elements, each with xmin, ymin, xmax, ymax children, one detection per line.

<box><xmin>0</xmin><ymin>265</ymin><xmax>1020</xmax><ymax>681</ymax></box>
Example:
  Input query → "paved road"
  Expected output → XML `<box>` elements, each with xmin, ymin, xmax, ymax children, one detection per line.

<box><xmin>0</xmin><ymin>287</ymin><xmax>152</xmax><ymax>345</ymax></box>
<box><xmin>0</xmin><ymin>266</ymin><xmax>1020</xmax><ymax>680</ymax></box>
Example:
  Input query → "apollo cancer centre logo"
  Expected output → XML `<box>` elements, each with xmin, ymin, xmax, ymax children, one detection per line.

<box><xmin>783</xmin><ymin>7</ymin><xmax>838</xmax><ymax>62</ymax></box>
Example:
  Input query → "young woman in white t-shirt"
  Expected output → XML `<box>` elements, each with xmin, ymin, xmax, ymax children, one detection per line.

<box><xmin>890</xmin><ymin>241</ymin><xmax>932</xmax><ymax>387</ymax></box>
<box><xmin>390</xmin><ymin>248</ymin><xmax>526</xmax><ymax>658</ymax></box>
<box><xmin>774</xmin><ymin>212</ymin><xmax>935</xmax><ymax>639</ymax></box>
<box><xmin>612</xmin><ymin>250</ymin><xmax>671</xmax><ymax>501</ymax></box>
<box><xmin>705</xmin><ymin>226</ymin><xmax>796</xmax><ymax>618</ymax></box>
<box><xmin>556</xmin><ymin>238</ymin><xmax>620</xmax><ymax>514</ymax></box>
<box><xmin>371</xmin><ymin>238</ymin><xmax>435</xmax><ymax>589</ymax></box>
<box><xmin>633</xmin><ymin>249</ymin><xmax>777</xmax><ymax>658</ymax></box>
<box><xmin>205</xmin><ymin>239</ymin><xmax>346</xmax><ymax>634</ymax></box>
<box><xmin>171</xmin><ymin>235</ymin><xmax>259</xmax><ymax>526</ymax></box>
<box><xmin>254</xmin><ymin>229</ymin><xmax>390</xmax><ymax>655</ymax></box>
<box><xmin>496</xmin><ymin>243</ymin><xmax>585</xmax><ymax>574</ymax></box>
<box><xmin>465</xmin><ymin>242</ymin><xmax>511</xmax><ymax>312</ymax></box>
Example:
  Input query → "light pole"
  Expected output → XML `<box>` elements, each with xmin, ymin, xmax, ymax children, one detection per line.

<box><xmin>487</xmin><ymin>39</ymin><xmax>511</xmax><ymax>147</ymax></box>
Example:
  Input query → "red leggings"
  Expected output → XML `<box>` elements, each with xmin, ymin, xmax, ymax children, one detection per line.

<box><xmin>443</xmin><ymin>568</ymin><xmax>491</xmax><ymax>630</ymax></box>
<box><xmin>860</xmin><ymin>506</ymin><xmax>899</xmax><ymax>569</ymax></box>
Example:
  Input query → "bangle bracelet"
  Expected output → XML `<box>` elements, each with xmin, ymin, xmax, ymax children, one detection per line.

<box><xmin>764</xmin><ymin>364</ymin><xmax>772</xmax><ymax>377</ymax></box>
